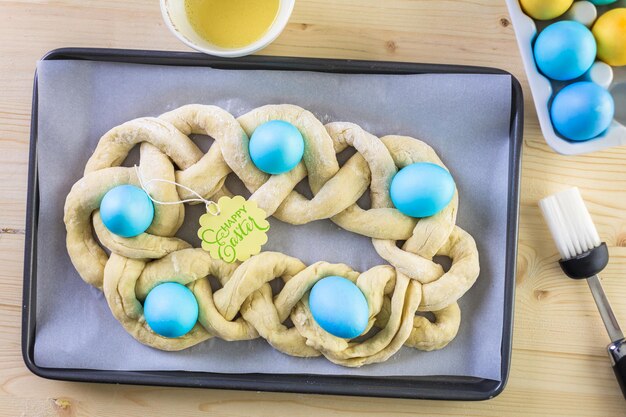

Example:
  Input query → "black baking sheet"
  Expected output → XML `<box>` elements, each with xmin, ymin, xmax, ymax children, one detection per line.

<box><xmin>22</xmin><ymin>48</ymin><xmax>522</xmax><ymax>400</ymax></box>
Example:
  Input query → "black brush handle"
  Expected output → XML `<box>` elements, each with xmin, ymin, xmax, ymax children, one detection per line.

<box><xmin>609</xmin><ymin>338</ymin><xmax>626</xmax><ymax>399</ymax></box>
<box><xmin>559</xmin><ymin>243</ymin><xmax>609</xmax><ymax>280</ymax></box>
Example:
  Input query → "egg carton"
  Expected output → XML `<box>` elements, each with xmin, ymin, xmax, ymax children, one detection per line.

<box><xmin>505</xmin><ymin>0</ymin><xmax>626</xmax><ymax>154</ymax></box>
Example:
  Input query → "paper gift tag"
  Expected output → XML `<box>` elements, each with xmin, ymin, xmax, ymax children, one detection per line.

<box><xmin>198</xmin><ymin>195</ymin><xmax>270</xmax><ymax>263</ymax></box>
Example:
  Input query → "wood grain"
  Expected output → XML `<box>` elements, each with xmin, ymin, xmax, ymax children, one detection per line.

<box><xmin>1</xmin><ymin>0</ymin><xmax>625</xmax><ymax>415</ymax></box>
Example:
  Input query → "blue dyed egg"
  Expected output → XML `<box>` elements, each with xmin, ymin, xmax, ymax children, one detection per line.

<box><xmin>100</xmin><ymin>185</ymin><xmax>154</xmax><ymax>238</ymax></box>
<box><xmin>309</xmin><ymin>276</ymin><xmax>369</xmax><ymax>339</ymax></box>
<box><xmin>551</xmin><ymin>81</ymin><xmax>614</xmax><ymax>141</ymax></box>
<box><xmin>144</xmin><ymin>282</ymin><xmax>199</xmax><ymax>338</ymax></box>
<box><xmin>249</xmin><ymin>120</ymin><xmax>305</xmax><ymax>175</ymax></box>
<box><xmin>533</xmin><ymin>21</ymin><xmax>596</xmax><ymax>81</ymax></box>
<box><xmin>390</xmin><ymin>162</ymin><xmax>455</xmax><ymax>218</ymax></box>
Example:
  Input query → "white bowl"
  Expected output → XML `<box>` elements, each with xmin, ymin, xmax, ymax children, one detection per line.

<box><xmin>505</xmin><ymin>0</ymin><xmax>626</xmax><ymax>155</ymax></box>
<box><xmin>160</xmin><ymin>0</ymin><xmax>295</xmax><ymax>58</ymax></box>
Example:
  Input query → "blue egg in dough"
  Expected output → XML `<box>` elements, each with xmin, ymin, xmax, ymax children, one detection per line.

<box><xmin>144</xmin><ymin>282</ymin><xmax>199</xmax><ymax>338</ymax></box>
<box><xmin>100</xmin><ymin>185</ymin><xmax>154</xmax><ymax>238</ymax></box>
<box><xmin>309</xmin><ymin>276</ymin><xmax>369</xmax><ymax>339</ymax></box>
<box><xmin>249</xmin><ymin>120</ymin><xmax>305</xmax><ymax>175</ymax></box>
<box><xmin>533</xmin><ymin>21</ymin><xmax>596</xmax><ymax>81</ymax></box>
<box><xmin>550</xmin><ymin>81</ymin><xmax>615</xmax><ymax>141</ymax></box>
<box><xmin>390</xmin><ymin>162</ymin><xmax>455</xmax><ymax>218</ymax></box>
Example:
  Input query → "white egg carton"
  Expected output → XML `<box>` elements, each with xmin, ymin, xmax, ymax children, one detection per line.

<box><xmin>505</xmin><ymin>0</ymin><xmax>626</xmax><ymax>154</ymax></box>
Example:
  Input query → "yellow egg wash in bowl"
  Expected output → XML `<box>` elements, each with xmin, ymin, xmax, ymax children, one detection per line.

<box><xmin>185</xmin><ymin>0</ymin><xmax>280</xmax><ymax>49</ymax></box>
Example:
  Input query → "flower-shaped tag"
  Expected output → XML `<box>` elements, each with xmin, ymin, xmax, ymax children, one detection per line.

<box><xmin>197</xmin><ymin>196</ymin><xmax>270</xmax><ymax>263</ymax></box>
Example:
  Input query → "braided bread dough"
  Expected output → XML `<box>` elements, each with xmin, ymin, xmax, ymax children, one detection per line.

<box><xmin>64</xmin><ymin>104</ymin><xmax>480</xmax><ymax>367</ymax></box>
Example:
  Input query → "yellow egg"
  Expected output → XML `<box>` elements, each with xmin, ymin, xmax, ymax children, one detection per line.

<box><xmin>519</xmin><ymin>0</ymin><xmax>573</xmax><ymax>20</ymax></box>
<box><xmin>593</xmin><ymin>8</ymin><xmax>626</xmax><ymax>66</ymax></box>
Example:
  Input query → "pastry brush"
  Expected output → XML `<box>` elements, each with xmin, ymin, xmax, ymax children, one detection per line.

<box><xmin>539</xmin><ymin>187</ymin><xmax>626</xmax><ymax>399</ymax></box>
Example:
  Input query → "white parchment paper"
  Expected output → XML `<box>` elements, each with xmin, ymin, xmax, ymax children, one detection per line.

<box><xmin>33</xmin><ymin>59</ymin><xmax>512</xmax><ymax>380</ymax></box>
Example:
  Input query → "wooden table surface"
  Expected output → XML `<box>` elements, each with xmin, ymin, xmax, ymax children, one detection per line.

<box><xmin>1</xmin><ymin>0</ymin><xmax>626</xmax><ymax>415</ymax></box>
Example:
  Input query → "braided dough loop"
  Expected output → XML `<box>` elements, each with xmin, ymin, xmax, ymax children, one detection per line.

<box><xmin>369</xmin><ymin>135</ymin><xmax>480</xmax><ymax>310</ymax></box>
<box><xmin>379</xmin><ymin>135</ymin><xmax>458</xmax><ymax>258</ymax></box>
<box><xmin>106</xmin><ymin>249</ymin><xmax>448</xmax><ymax>365</ymax></box>
<box><xmin>293</xmin><ymin>269</ymin><xmax>424</xmax><ymax>367</ymax></box>
<box><xmin>238</xmin><ymin>106</ymin><xmax>377</xmax><ymax>224</ymax></box>
<box><xmin>137</xmin><ymin>249</ymin><xmax>258</xmax><ymax>343</ymax></box>
<box><xmin>64</xmin><ymin>142</ymin><xmax>190</xmax><ymax>288</ymax></box>
<box><xmin>103</xmin><ymin>253</ymin><xmax>211</xmax><ymax>351</ymax></box>
<box><xmin>63</xmin><ymin>103</ymin><xmax>480</xmax><ymax>366</ymax></box>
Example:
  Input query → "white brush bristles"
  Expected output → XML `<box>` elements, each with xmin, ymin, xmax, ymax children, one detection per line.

<box><xmin>539</xmin><ymin>187</ymin><xmax>601</xmax><ymax>260</ymax></box>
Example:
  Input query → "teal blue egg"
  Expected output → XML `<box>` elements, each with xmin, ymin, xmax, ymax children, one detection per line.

<box><xmin>390</xmin><ymin>162</ymin><xmax>455</xmax><ymax>218</ymax></box>
<box><xmin>100</xmin><ymin>185</ymin><xmax>154</xmax><ymax>238</ymax></box>
<box><xmin>249</xmin><ymin>120</ymin><xmax>305</xmax><ymax>175</ymax></box>
<box><xmin>533</xmin><ymin>21</ymin><xmax>596</xmax><ymax>81</ymax></box>
<box><xmin>144</xmin><ymin>282</ymin><xmax>199</xmax><ymax>338</ymax></box>
<box><xmin>589</xmin><ymin>0</ymin><xmax>617</xmax><ymax>5</ymax></box>
<box><xmin>551</xmin><ymin>81</ymin><xmax>615</xmax><ymax>141</ymax></box>
<box><xmin>309</xmin><ymin>276</ymin><xmax>369</xmax><ymax>339</ymax></box>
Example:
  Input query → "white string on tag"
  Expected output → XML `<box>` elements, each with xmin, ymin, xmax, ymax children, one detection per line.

<box><xmin>134</xmin><ymin>165</ymin><xmax>220</xmax><ymax>216</ymax></box>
